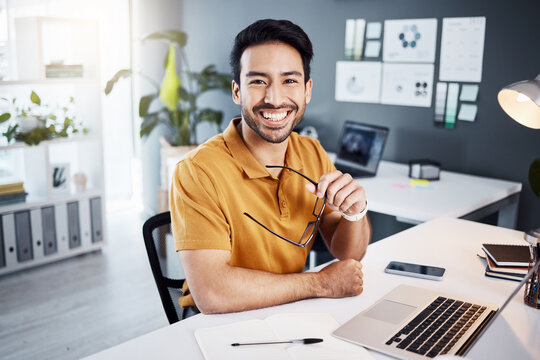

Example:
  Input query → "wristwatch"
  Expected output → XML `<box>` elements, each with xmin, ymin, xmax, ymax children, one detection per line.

<box><xmin>341</xmin><ymin>200</ymin><xmax>368</xmax><ymax>222</ymax></box>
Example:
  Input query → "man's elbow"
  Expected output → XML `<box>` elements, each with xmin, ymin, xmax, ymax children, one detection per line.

<box><xmin>191</xmin><ymin>285</ymin><xmax>234</xmax><ymax>315</ymax></box>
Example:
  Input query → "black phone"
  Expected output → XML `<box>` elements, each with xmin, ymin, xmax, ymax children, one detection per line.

<box><xmin>385</xmin><ymin>261</ymin><xmax>445</xmax><ymax>281</ymax></box>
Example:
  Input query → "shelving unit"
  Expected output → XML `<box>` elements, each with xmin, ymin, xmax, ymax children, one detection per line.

<box><xmin>0</xmin><ymin>13</ymin><xmax>106</xmax><ymax>276</ymax></box>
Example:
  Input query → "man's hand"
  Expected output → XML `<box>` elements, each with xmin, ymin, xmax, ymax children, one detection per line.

<box><xmin>317</xmin><ymin>259</ymin><xmax>364</xmax><ymax>297</ymax></box>
<box><xmin>305</xmin><ymin>170</ymin><xmax>366</xmax><ymax>215</ymax></box>
<box><xmin>307</xmin><ymin>170</ymin><xmax>371</xmax><ymax>261</ymax></box>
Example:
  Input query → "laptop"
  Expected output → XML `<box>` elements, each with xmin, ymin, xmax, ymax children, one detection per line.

<box><xmin>334</xmin><ymin>121</ymin><xmax>389</xmax><ymax>178</ymax></box>
<box><xmin>333</xmin><ymin>261</ymin><xmax>540</xmax><ymax>359</ymax></box>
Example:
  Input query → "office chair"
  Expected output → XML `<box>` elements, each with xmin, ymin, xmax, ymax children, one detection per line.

<box><xmin>142</xmin><ymin>211</ymin><xmax>185</xmax><ymax>324</ymax></box>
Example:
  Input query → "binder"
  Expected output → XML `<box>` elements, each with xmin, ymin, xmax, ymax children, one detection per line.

<box><xmin>90</xmin><ymin>197</ymin><xmax>103</xmax><ymax>243</ymax></box>
<box><xmin>14</xmin><ymin>210</ymin><xmax>33</xmax><ymax>262</ymax></box>
<box><xmin>78</xmin><ymin>198</ymin><xmax>92</xmax><ymax>248</ymax></box>
<box><xmin>41</xmin><ymin>206</ymin><xmax>57</xmax><ymax>256</ymax></box>
<box><xmin>1</xmin><ymin>214</ymin><xmax>18</xmax><ymax>267</ymax></box>
<box><xmin>0</xmin><ymin>216</ymin><xmax>5</xmax><ymax>267</ymax></box>
<box><xmin>30</xmin><ymin>209</ymin><xmax>45</xmax><ymax>260</ymax></box>
<box><xmin>54</xmin><ymin>203</ymin><xmax>69</xmax><ymax>254</ymax></box>
<box><xmin>67</xmin><ymin>201</ymin><xmax>81</xmax><ymax>249</ymax></box>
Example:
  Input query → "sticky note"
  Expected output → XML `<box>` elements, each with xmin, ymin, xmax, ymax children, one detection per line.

<box><xmin>366</xmin><ymin>22</ymin><xmax>382</xmax><ymax>39</ymax></box>
<box><xmin>458</xmin><ymin>103</ymin><xmax>478</xmax><ymax>122</ymax></box>
<box><xmin>364</xmin><ymin>41</ymin><xmax>381</xmax><ymax>58</ymax></box>
<box><xmin>410</xmin><ymin>179</ymin><xmax>430</xmax><ymax>187</ymax></box>
<box><xmin>460</xmin><ymin>84</ymin><xmax>479</xmax><ymax>102</ymax></box>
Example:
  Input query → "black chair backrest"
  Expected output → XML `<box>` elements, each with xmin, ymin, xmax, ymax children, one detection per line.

<box><xmin>142</xmin><ymin>211</ymin><xmax>185</xmax><ymax>324</ymax></box>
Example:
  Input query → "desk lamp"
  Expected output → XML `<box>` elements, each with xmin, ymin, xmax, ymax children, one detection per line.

<box><xmin>497</xmin><ymin>73</ymin><xmax>540</xmax><ymax>199</ymax></box>
<box><xmin>497</xmin><ymin>74</ymin><xmax>540</xmax><ymax>308</ymax></box>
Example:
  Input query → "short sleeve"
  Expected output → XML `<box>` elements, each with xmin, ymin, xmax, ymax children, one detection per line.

<box><xmin>170</xmin><ymin>159</ymin><xmax>231</xmax><ymax>251</ymax></box>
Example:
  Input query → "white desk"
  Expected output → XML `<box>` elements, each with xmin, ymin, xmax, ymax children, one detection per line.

<box><xmin>355</xmin><ymin>160</ymin><xmax>521</xmax><ymax>228</ymax></box>
<box><xmin>87</xmin><ymin>218</ymin><xmax>540</xmax><ymax>360</ymax></box>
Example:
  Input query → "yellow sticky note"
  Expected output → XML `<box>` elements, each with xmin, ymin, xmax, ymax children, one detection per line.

<box><xmin>410</xmin><ymin>179</ymin><xmax>430</xmax><ymax>187</ymax></box>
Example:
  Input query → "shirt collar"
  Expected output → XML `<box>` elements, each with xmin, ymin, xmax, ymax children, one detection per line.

<box><xmin>223</xmin><ymin>118</ymin><xmax>304</xmax><ymax>179</ymax></box>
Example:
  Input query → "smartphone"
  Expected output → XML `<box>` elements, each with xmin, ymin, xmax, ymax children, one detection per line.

<box><xmin>385</xmin><ymin>261</ymin><xmax>445</xmax><ymax>281</ymax></box>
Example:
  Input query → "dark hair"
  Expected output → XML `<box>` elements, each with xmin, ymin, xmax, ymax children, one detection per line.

<box><xmin>230</xmin><ymin>19</ymin><xmax>313</xmax><ymax>85</ymax></box>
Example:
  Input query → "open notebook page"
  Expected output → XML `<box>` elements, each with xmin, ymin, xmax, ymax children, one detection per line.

<box><xmin>195</xmin><ymin>319</ymin><xmax>286</xmax><ymax>360</ymax></box>
<box><xmin>195</xmin><ymin>313</ymin><xmax>374</xmax><ymax>360</ymax></box>
<box><xmin>266</xmin><ymin>313</ymin><xmax>374</xmax><ymax>360</ymax></box>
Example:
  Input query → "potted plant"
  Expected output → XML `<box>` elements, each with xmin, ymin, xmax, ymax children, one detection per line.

<box><xmin>104</xmin><ymin>30</ymin><xmax>232</xmax><ymax>148</ymax></box>
<box><xmin>0</xmin><ymin>91</ymin><xmax>87</xmax><ymax>146</ymax></box>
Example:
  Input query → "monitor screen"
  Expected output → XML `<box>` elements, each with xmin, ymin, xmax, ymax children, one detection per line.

<box><xmin>336</xmin><ymin>121</ymin><xmax>389</xmax><ymax>174</ymax></box>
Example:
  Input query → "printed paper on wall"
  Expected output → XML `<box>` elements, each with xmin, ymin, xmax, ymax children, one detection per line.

<box><xmin>380</xmin><ymin>63</ymin><xmax>434</xmax><ymax>107</ymax></box>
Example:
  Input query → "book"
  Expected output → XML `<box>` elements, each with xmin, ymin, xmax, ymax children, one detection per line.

<box><xmin>482</xmin><ymin>243</ymin><xmax>531</xmax><ymax>267</ymax></box>
<box><xmin>194</xmin><ymin>312</ymin><xmax>374</xmax><ymax>360</ymax></box>
<box><xmin>45</xmin><ymin>64</ymin><xmax>84</xmax><ymax>78</ymax></box>
<box><xmin>485</xmin><ymin>254</ymin><xmax>528</xmax><ymax>275</ymax></box>
<box><xmin>485</xmin><ymin>265</ymin><xmax>524</xmax><ymax>282</ymax></box>
<box><xmin>0</xmin><ymin>181</ymin><xmax>25</xmax><ymax>195</ymax></box>
<box><xmin>0</xmin><ymin>191</ymin><xmax>28</xmax><ymax>205</ymax></box>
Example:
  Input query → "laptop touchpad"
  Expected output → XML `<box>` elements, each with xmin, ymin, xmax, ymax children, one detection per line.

<box><xmin>364</xmin><ymin>300</ymin><xmax>417</xmax><ymax>324</ymax></box>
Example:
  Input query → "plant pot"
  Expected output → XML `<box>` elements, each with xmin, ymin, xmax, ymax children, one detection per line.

<box><xmin>18</xmin><ymin>115</ymin><xmax>40</xmax><ymax>133</ymax></box>
<box><xmin>159</xmin><ymin>136</ymin><xmax>196</xmax><ymax>191</ymax></box>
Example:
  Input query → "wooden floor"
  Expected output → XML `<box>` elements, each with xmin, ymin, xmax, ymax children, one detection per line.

<box><xmin>0</xmin><ymin>207</ymin><xmax>168</xmax><ymax>360</ymax></box>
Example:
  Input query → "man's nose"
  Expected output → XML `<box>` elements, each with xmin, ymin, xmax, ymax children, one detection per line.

<box><xmin>264</xmin><ymin>83</ymin><xmax>284</xmax><ymax>105</ymax></box>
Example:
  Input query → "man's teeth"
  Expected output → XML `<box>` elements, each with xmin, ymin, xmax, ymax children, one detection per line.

<box><xmin>262</xmin><ymin>112</ymin><xmax>287</xmax><ymax>121</ymax></box>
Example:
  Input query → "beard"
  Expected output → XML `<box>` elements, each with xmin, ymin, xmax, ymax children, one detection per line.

<box><xmin>241</xmin><ymin>102</ymin><xmax>304</xmax><ymax>144</ymax></box>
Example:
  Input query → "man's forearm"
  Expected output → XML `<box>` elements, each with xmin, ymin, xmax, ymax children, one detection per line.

<box><xmin>192</xmin><ymin>265</ymin><xmax>325</xmax><ymax>314</ymax></box>
<box><xmin>180</xmin><ymin>249</ymin><xmax>365</xmax><ymax>314</ymax></box>
<box><xmin>329</xmin><ymin>216</ymin><xmax>371</xmax><ymax>260</ymax></box>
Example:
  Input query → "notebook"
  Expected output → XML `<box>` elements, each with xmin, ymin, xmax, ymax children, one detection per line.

<box><xmin>485</xmin><ymin>265</ymin><xmax>524</xmax><ymax>282</ymax></box>
<box><xmin>334</xmin><ymin>121</ymin><xmax>389</xmax><ymax>178</ymax></box>
<box><xmin>485</xmin><ymin>255</ymin><xmax>528</xmax><ymax>276</ymax></box>
<box><xmin>482</xmin><ymin>243</ymin><xmax>531</xmax><ymax>267</ymax></box>
<box><xmin>332</xmin><ymin>261</ymin><xmax>539</xmax><ymax>359</ymax></box>
<box><xmin>195</xmin><ymin>313</ymin><xmax>374</xmax><ymax>360</ymax></box>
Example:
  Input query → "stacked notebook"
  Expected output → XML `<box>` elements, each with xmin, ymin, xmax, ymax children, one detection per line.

<box><xmin>482</xmin><ymin>243</ymin><xmax>531</xmax><ymax>281</ymax></box>
<box><xmin>0</xmin><ymin>180</ymin><xmax>27</xmax><ymax>205</ymax></box>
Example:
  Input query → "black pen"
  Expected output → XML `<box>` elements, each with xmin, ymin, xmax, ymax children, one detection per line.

<box><xmin>231</xmin><ymin>338</ymin><xmax>323</xmax><ymax>346</ymax></box>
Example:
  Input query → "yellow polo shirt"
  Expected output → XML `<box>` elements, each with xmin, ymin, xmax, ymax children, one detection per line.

<box><xmin>170</xmin><ymin>118</ymin><xmax>336</xmax><ymax>308</ymax></box>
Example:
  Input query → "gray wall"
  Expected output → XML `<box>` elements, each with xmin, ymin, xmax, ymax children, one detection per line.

<box><xmin>181</xmin><ymin>0</ymin><xmax>540</xmax><ymax>232</ymax></box>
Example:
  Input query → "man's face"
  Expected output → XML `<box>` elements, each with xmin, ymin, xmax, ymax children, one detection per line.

<box><xmin>232</xmin><ymin>42</ymin><xmax>313</xmax><ymax>144</ymax></box>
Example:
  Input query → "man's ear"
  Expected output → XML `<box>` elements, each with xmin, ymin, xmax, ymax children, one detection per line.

<box><xmin>232</xmin><ymin>80</ymin><xmax>241</xmax><ymax>105</ymax></box>
<box><xmin>305</xmin><ymin>78</ymin><xmax>313</xmax><ymax>104</ymax></box>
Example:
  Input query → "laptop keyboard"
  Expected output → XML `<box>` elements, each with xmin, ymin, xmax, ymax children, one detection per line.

<box><xmin>385</xmin><ymin>296</ymin><xmax>486</xmax><ymax>358</ymax></box>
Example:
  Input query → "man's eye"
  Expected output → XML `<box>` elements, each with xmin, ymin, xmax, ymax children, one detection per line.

<box><xmin>285</xmin><ymin>79</ymin><xmax>298</xmax><ymax>84</ymax></box>
<box><xmin>250</xmin><ymin>79</ymin><xmax>265</xmax><ymax>85</ymax></box>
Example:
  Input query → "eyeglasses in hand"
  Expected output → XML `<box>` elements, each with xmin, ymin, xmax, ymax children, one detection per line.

<box><xmin>243</xmin><ymin>165</ymin><xmax>326</xmax><ymax>248</ymax></box>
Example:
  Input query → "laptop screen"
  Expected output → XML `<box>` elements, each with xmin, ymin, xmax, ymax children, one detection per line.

<box><xmin>336</xmin><ymin>121</ymin><xmax>389</xmax><ymax>175</ymax></box>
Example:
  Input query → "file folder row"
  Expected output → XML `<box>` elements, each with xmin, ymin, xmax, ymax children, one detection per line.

<box><xmin>0</xmin><ymin>197</ymin><xmax>103</xmax><ymax>269</ymax></box>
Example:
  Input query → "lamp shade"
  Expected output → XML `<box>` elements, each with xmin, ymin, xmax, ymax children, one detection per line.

<box><xmin>497</xmin><ymin>74</ymin><xmax>540</xmax><ymax>129</ymax></box>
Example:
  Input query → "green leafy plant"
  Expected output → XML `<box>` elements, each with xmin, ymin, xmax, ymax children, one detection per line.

<box><xmin>104</xmin><ymin>30</ymin><xmax>232</xmax><ymax>146</ymax></box>
<box><xmin>0</xmin><ymin>91</ymin><xmax>87</xmax><ymax>146</ymax></box>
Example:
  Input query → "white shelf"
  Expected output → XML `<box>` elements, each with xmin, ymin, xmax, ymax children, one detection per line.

<box><xmin>0</xmin><ymin>13</ymin><xmax>106</xmax><ymax>276</ymax></box>
<box><xmin>0</xmin><ymin>189</ymin><xmax>103</xmax><ymax>213</ymax></box>
<box><xmin>0</xmin><ymin>134</ymin><xmax>99</xmax><ymax>151</ymax></box>
<box><xmin>0</xmin><ymin>78</ymin><xmax>98</xmax><ymax>85</ymax></box>
<box><xmin>0</xmin><ymin>241</ymin><xmax>104</xmax><ymax>276</ymax></box>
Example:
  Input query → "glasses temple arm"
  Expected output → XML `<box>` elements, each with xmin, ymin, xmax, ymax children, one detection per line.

<box><xmin>265</xmin><ymin>165</ymin><xmax>319</xmax><ymax>186</ymax></box>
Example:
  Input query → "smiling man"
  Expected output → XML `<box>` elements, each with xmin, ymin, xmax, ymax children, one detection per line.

<box><xmin>170</xmin><ymin>19</ymin><xmax>371</xmax><ymax>317</ymax></box>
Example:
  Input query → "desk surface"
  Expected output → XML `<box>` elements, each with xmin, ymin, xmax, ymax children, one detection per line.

<box><xmin>354</xmin><ymin>160</ymin><xmax>521</xmax><ymax>225</ymax></box>
<box><xmin>87</xmin><ymin>218</ymin><xmax>540</xmax><ymax>360</ymax></box>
